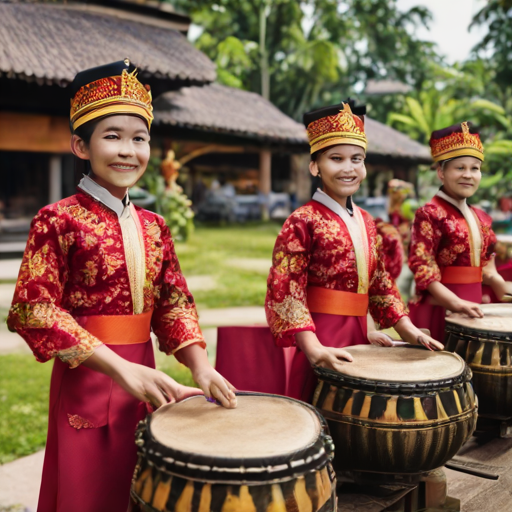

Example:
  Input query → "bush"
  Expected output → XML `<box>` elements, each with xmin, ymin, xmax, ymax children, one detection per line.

<box><xmin>138</xmin><ymin>156</ymin><xmax>194</xmax><ymax>242</ymax></box>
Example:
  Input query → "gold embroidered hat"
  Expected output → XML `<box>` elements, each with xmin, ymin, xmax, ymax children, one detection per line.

<box><xmin>430</xmin><ymin>122</ymin><xmax>484</xmax><ymax>163</ymax></box>
<box><xmin>303</xmin><ymin>99</ymin><xmax>367</xmax><ymax>154</ymax></box>
<box><xmin>70</xmin><ymin>59</ymin><xmax>154</xmax><ymax>131</ymax></box>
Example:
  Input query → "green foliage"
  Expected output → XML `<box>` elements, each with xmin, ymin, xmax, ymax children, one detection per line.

<box><xmin>137</xmin><ymin>157</ymin><xmax>194</xmax><ymax>242</ymax></box>
<box><xmin>169</xmin><ymin>0</ymin><xmax>437</xmax><ymax>122</ymax></box>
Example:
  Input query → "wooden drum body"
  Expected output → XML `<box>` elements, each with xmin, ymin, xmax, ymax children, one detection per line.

<box><xmin>131</xmin><ymin>393</ymin><xmax>337</xmax><ymax>512</ymax></box>
<box><xmin>313</xmin><ymin>346</ymin><xmax>477</xmax><ymax>475</ymax></box>
<box><xmin>445</xmin><ymin>304</ymin><xmax>512</xmax><ymax>419</ymax></box>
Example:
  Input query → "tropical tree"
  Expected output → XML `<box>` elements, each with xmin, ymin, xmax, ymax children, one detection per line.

<box><xmin>167</xmin><ymin>0</ymin><xmax>439</xmax><ymax>122</ymax></box>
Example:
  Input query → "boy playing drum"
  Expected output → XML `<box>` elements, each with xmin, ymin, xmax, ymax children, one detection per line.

<box><xmin>7</xmin><ymin>60</ymin><xmax>236</xmax><ymax>512</ymax></box>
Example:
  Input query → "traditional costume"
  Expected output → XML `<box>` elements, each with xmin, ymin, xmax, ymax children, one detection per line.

<box><xmin>265</xmin><ymin>102</ymin><xmax>407</xmax><ymax>402</ymax></box>
<box><xmin>374</xmin><ymin>218</ymin><xmax>404</xmax><ymax>281</ymax></box>
<box><xmin>408</xmin><ymin>122</ymin><xmax>496</xmax><ymax>341</ymax></box>
<box><xmin>387</xmin><ymin>179</ymin><xmax>416</xmax><ymax>254</ymax></box>
<box><xmin>7</xmin><ymin>61</ymin><xmax>205</xmax><ymax>512</ymax></box>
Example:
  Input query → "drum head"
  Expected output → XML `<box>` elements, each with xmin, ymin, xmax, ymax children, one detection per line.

<box><xmin>150</xmin><ymin>395</ymin><xmax>321</xmax><ymax>458</ymax></box>
<box><xmin>446</xmin><ymin>304</ymin><xmax>512</xmax><ymax>333</ymax></box>
<box><xmin>327</xmin><ymin>345</ymin><xmax>465</xmax><ymax>382</ymax></box>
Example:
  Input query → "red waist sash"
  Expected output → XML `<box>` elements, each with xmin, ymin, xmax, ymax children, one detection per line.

<box><xmin>74</xmin><ymin>310</ymin><xmax>152</xmax><ymax>345</ymax></box>
<box><xmin>441</xmin><ymin>266</ymin><xmax>482</xmax><ymax>285</ymax></box>
<box><xmin>307</xmin><ymin>286</ymin><xmax>369</xmax><ymax>317</ymax></box>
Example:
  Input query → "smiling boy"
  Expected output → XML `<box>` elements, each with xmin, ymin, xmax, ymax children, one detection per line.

<box><xmin>265</xmin><ymin>100</ymin><xmax>442</xmax><ymax>402</ymax></box>
<box><xmin>7</xmin><ymin>60</ymin><xmax>235</xmax><ymax>512</ymax></box>
<box><xmin>408</xmin><ymin>122</ymin><xmax>512</xmax><ymax>340</ymax></box>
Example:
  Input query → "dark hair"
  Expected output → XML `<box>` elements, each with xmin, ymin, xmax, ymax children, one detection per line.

<box><xmin>70</xmin><ymin>119</ymin><xmax>100</xmax><ymax>146</ymax></box>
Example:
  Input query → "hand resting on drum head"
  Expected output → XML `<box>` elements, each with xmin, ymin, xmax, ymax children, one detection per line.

<box><xmin>83</xmin><ymin>345</ymin><xmax>202</xmax><ymax>408</ymax></box>
<box><xmin>295</xmin><ymin>331</ymin><xmax>353</xmax><ymax>373</ymax></box>
<box><xmin>176</xmin><ymin>343</ymin><xmax>237</xmax><ymax>409</ymax></box>
<box><xmin>367</xmin><ymin>314</ymin><xmax>394</xmax><ymax>347</ymax></box>
<box><xmin>393</xmin><ymin>316</ymin><xmax>444</xmax><ymax>351</ymax></box>
<box><xmin>427</xmin><ymin>281</ymin><xmax>484</xmax><ymax>318</ymax></box>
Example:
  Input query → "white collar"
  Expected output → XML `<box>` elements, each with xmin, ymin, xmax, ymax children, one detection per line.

<box><xmin>312</xmin><ymin>188</ymin><xmax>354</xmax><ymax>217</ymax></box>
<box><xmin>436</xmin><ymin>188</ymin><xmax>468</xmax><ymax>211</ymax></box>
<box><xmin>78</xmin><ymin>175</ymin><xmax>130</xmax><ymax>217</ymax></box>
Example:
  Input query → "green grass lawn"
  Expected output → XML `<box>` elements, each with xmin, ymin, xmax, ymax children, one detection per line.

<box><xmin>175</xmin><ymin>222</ymin><xmax>281</xmax><ymax>309</ymax></box>
<box><xmin>0</xmin><ymin>352</ymin><xmax>200</xmax><ymax>464</ymax></box>
<box><xmin>0</xmin><ymin>354</ymin><xmax>51</xmax><ymax>464</ymax></box>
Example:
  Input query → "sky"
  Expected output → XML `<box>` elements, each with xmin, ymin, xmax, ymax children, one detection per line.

<box><xmin>396</xmin><ymin>0</ymin><xmax>488</xmax><ymax>64</ymax></box>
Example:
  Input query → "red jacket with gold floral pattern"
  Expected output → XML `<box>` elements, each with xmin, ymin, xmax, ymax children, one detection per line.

<box><xmin>375</xmin><ymin>219</ymin><xmax>404</xmax><ymax>281</ymax></box>
<box><xmin>408</xmin><ymin>196</ymin><xmax>496</xmax><ymax>300</ymax></box>
<box><xmin>265</xmin><ymin>201</ymin><xmax>407</xmax><ymax>346</ymax></box>
<box><xmin>7</xmin><ymin>190</ymin><xmax>205</xmax><ymax>368</ymax></box>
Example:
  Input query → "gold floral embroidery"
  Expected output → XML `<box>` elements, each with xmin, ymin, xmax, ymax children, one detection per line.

<box><xmin>8</xmin><ymin>193</ymin><xmax>208</xmax><ymax>364</ymax></box>
<box><xmin>271</xmin><ymin>295</ymin><xmax>311</xmax><ymax>334</ymax></box>
<box><xmin>67</xmin><ymin>414</ymin><xmax>96</xmax><ymax>430</ymax></box>
<box><xmin>9</xmin><ymin>302</ymin><xmax>102</xmax><ymax>368</ymax></box>
<box><xmin>81</xmin><ymin>260</ymin><xmax>99</xmax><ymax>286</ymax></box>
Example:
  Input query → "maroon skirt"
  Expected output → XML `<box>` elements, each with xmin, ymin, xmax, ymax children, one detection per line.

<box><xmin>286</xmin><ymin>313</ymin><xmax>369</xmax><ymax>402</ymax></box>
<box><xmin>37</xmin><ymin>341</ymin><xmax>154</xmax><ymax>512</ymax></box>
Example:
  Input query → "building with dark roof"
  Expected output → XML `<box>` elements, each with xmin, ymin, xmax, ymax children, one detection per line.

<box><xmin>0</xmin><ymin>0</ymin><xmax>431</xmax><ymax>246</ymax></box>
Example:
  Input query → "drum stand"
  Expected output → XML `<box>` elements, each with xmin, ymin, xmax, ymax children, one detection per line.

<box><xmin>336</xmin><ymin>470</ymin><xmax>461</xmax><ymax>512</ymax></box>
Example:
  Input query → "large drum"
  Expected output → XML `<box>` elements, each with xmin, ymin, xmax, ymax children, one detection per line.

<box><xmin>313</xmin><ymin>345</ymin><xmax>477</xmax><ymax>475</ymax></box>
<box><xmin>445</xmin><ymin>304</ymin><xmax>512</xmax><ymax>419</ymax></box>
<box><xmin>131</xmin><ymin>393</ymin><xmax>337</xmax><ymax>511</ymax></box>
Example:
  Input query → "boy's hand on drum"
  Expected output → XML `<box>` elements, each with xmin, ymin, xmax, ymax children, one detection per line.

<box><xmin>449</xmin><ymin>299</ymin><xmax>484</xmax><ymax>319</ymax></box>
<box><xmin>175</xmin><ymin>343</ymin><xmax>237</xmax><ymax>409</ymax></box>
<box><xmin>393</xmin><ymin>317</ymin><xmax>444</xmax><ymax>351</ymax></box>
<box><xmin>193</xmin><ymin>367</ymin><xmax>237</xmax><ymax>409</ymax></box>
<box><xmin>295</xmin><ymin>331</ymin><xmax>353</xmax><ymax>372</ymax></box>
<box><xmin>367</xmin><ymin>331</ymin><xmax>394</xmax><ymax>347</ymax></box>
<box><xmin>309</xmin><ymin>346</ymin><xmax>354</xmax><ymax>372</ymax></box>
<box><xmin>122</xmin><ymin>364</ymin><xmax>202</xmax><ymax>408</ymax></box>
<box><xmin>81</xmin><ymin>345</ymin><xmax>203</xmax><ymax>408</ymax></box>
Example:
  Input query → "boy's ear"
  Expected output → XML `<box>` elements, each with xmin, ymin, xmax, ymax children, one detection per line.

<box><xmin>70</xmin><ymin>135</ymin><xmax>90</xmax><ymax>160</ymax></box>
<box><xmin>436</xmin><ymin>164</ymin><xmax>444</xmax><ymax>183</ymax></box>
<box><xmin>309</xmin><ymin>160</ymin><xmax>319</xmax><ymax>178</ymax></box>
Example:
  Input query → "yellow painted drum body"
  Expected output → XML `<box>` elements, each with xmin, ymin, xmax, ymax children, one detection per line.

<box><xmin>445</xmin><ymin>304</ymin><xmax>512</xmax><ymax>419</ymax></box>
<box><xmin>131</xmin><ymin>394</ymin><xmax>337</xmax><ymax>512</ymax></box>
<box><xmin>313</xmin><ymin>346</ymin><xmax>477</xmax><ymax>475</ymax></box>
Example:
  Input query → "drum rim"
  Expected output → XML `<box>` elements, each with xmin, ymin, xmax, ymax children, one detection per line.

<box><xmin>313</xmin><ymin>365</ymin><xmax>472</xmax><ymax>394</ymax></box>
<box><xmin>138</xmin><ymin>392</ymin><xmax>334</xmax><ymax>483</ymax></box>
<box><xmin>445</xmin><ymin>321</ymin><xmax>512</xmax><ymax>341</ymax></box>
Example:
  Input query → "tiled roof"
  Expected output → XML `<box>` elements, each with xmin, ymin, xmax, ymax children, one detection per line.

<box><xmin>365</xmin><ymin>118</ymin><xmax>431</xmax><ymax>163</ymax></box>
<box><xmin>154</xmin><ymin>84</ymin><xmax>309</xmax><ymax>145</ymax></box>
<box><xmin>154</xmin><ymin>83</ymin><xmax>431</xmax><ymax>161</ymax></box>
<box><xmin>0</xmin><ymin>1</ymin><xmax>216</xmax><ymax>86</ymax></box>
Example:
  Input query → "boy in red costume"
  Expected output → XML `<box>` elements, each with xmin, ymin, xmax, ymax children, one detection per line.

<box><xmin>8</xmin><ymin>60</ymin><xmax>235</xmax><ymax>512</ymax></box>
<box><xmin>265</xmin><ymin>100</ymin><xmax>443</xmax><ymax>401</ymax></box>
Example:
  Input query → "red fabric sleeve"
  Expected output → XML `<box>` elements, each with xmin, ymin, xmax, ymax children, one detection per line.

<box><xmin>265</xmin><ymin>213</ymin><xmax>315</xmax><ymax>347</ymax></box>
<box><xmin>150</xmin><ymin>217</ymin><xmax>206</xmax><ymax>355</ymax></box>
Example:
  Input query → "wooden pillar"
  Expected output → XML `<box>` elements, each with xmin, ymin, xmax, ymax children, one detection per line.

<box><xmin>49</xmin><ymin>155</ymin><xmax>62</xmax><ymax>204</ymax></box>
<box><xmin>259</xmin><ymin>149</ymin><xmax>271</xmax><ymax>220</ymax></box>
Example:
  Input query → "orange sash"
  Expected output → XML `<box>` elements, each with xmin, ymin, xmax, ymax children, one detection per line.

<box><xmin>441</xmin><ymin>266</ymin><xmax>482</xmax><ymax>285</ymax></box>
<box><xmin>74</xmin><ymin>310</ymin><xmax>152</xmax><ymax>345</ymax></box>
<box><xmin>307</xmin><ymin>286</ymin><xmax>369</xmax><ymax>317</ymax></box>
